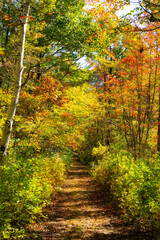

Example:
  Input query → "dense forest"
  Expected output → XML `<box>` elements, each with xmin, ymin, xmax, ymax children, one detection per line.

<box><xmin>0</xmin><ymin>0</ymin><xmax>160</xmax><ymax>239</ymax></box>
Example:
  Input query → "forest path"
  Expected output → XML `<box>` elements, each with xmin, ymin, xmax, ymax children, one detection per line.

<box><xmin>29</xmin><ymin>161</ymin><xmax>153</xmax><ymax>240</ymax></box>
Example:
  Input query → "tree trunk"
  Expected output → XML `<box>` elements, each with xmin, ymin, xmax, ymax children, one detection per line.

<box><xmin>0</xmin><ymin>0</ymin><xmax>30</xmax><ymax>165</ymax></box>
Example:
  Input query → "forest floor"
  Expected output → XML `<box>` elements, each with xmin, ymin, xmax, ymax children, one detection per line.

<box><xmin>28</xmin><ymin>161</ymin><xmax>156</xmax><ymax>240</ymax></box>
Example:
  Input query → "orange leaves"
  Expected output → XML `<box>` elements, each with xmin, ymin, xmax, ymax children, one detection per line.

<box><xmin>63</xmin><ymin>112</ymin><xmax>70</xmax><ymax>117</ymax></box>
<box><xmin>4</xmin><ymin>15</ymin><xmax>10</xmax><ymax>21</ymax></box>
<box><xmin>34</xmin><ymin>76</ymin><xmax>63</xmax><ymax>106</ymax></box>
<box><xmin>19</xmin><ymin>76</ymin><xmax>64</xmax><ymax>124</ymax></box>
<box><xmin>0</xmin><ymin>47</ymin><xmax>4</xmax><ymax>56</ymax></box>
<box><xmin>61</xmin><ymin>111</ymin><xmax>75</xmax><ymax>129</ymax></box>
<box><xmin>121</xmin><ymin>55</ymin><xmax>137</xmax><ymax>65</ymax></box>
<box><xmin>60</xmin><ymin>98</ymin><xmax>69</xmax><ymax>106</ymax></box>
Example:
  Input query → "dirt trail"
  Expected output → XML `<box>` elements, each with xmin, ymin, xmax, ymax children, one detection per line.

<box><xmin>29</xmin><ymin>161</ymin><xmax>155</xmax><ymax>240</ymax></box>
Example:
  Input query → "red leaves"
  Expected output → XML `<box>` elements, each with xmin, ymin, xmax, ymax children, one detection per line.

<box><xmin>20</xmin><ymin>16</ymin><xmax>28</xmax><ymax>19</ymax></box>
<box><xmin>20</xmin><ymin>16</ymin><xmax>33</xmax><ymax>20</ymax></box>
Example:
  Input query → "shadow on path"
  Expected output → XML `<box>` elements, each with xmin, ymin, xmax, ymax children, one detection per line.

<box><xmin>28</xmin><ymin>161</ymin><xmax>158</xmax><ymax>240</ymax></box>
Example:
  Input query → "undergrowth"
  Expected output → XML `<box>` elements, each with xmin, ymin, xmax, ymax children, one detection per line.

<box><xmin>0</xmin><ymin>152</ymin><xmax>71</xmax><ymax>239</ymax></box>
<box><xmin>91</xmin><ymin>144</ymin><xmax>160</xmax><ymax>231</ymax></box>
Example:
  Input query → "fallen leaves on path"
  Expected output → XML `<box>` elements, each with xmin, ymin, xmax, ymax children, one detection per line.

<box><xmin>28</xmin><ymin>161</ymin><xmax>155</xmax><ymax>240</ymax></box>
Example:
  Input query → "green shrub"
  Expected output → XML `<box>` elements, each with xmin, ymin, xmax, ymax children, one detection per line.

<box><xmin>91</xmin><ymin>144</ymin><xmax>160</xmax><ymax>230</ymax></box>
<box><xmin>60</xmin><ymin>150</ymin><xmax>74</xmax><ymax>171</ymax></box>
<box><xmin>0</xmin><ymin>153</ymin><xmax>66</xmax><ymax>239</ymax></box>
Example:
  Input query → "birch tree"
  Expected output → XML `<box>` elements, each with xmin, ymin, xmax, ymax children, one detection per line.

<box><xmin>0</xmin><ymin>0</ymin><xmax>30</xmax><ymax>164</ymax></box>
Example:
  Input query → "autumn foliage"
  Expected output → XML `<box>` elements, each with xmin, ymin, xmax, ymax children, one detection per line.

<box><xmin>0</xmin><ymin>0</ymin><xmax>160</xmax><ymax>238</ymax></box>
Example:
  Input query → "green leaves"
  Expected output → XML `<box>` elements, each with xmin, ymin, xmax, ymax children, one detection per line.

<box><xmin>91</xmin><ymin>148</ymin><xmax>160</xmax><ymax>230</ymax></box>
<box><xmin>0</xmin><ymin>153</ymin><xmax>67</xmax><ymax>238</ymax></box>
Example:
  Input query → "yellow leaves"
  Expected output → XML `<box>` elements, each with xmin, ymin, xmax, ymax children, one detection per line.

<box><xmin>35</xmin><ymin>0</ymin><xmax>56</xmax><ymax>16</ymax></box>
<box><xmin>101</xmin><ymin>30</ymin><xmax>107</xmax><ymax>40</ymax></box>
<box><xmin>38</xmin><ymin>0</ymin><xmax>56</xmax><ymax>7</ymax></box>
<box><xmin>0</xmin><ymin>89</ymin><xmax>12</xmax><ymax>104</ymax></box>
<box><xmin>88</xmin><ymin>0</ymin><xmax>125</xmax><ymax>15</ymax></box>
<box><xmin>32</xmin><ymin>33</ymin><xmax>45</xmax><ymax>40</ymax></box>
<box><xmin>97</xmin><ymin>56</ymin><xmax>117</xmax><ymax>70</ymax></box>
<box><xmin>0</xmin><ymin>47</ymin><xmax>4</xmax><ymax>56</ymax></box>
<box><xmin>0</xmin><ymin>89</ymin><xmax>12</xmax><ymax>137</ymax></box>
<box><xmin>63</xmin><ymin>83</ymin><xmax>103</xmax><ymax>119</ymax></box>
<box><xmin>51</xmin><ymin>83</ymin><xmax>108</xmax><ymax>151</ymax></box>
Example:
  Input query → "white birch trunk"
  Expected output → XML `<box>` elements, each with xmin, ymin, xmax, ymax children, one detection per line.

<box><xmin>0</xmin><ymin>0</ymin><xmax>30</xmax><ymax>165</ymax></box>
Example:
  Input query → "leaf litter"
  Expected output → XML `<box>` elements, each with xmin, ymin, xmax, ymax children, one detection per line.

<box><xmin>28</xmin><ymin>161</ymin><xmax>157</xmax><ymax>240</ymax></box>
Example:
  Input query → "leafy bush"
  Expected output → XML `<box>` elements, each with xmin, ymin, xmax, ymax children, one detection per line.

<box><xmin>0</xmin><ymin>153</ymin><xmax>66</xmax><ymax>239</ymax></box>
<box><xmin>60</xmin><ymin>150</ymin><xmax>73</xmax><ymax>171</ymax></box>
<box><xmin>91</xmin><ymin>144</ymin><xmax>160</xmax><ymax>230</ymax></box>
